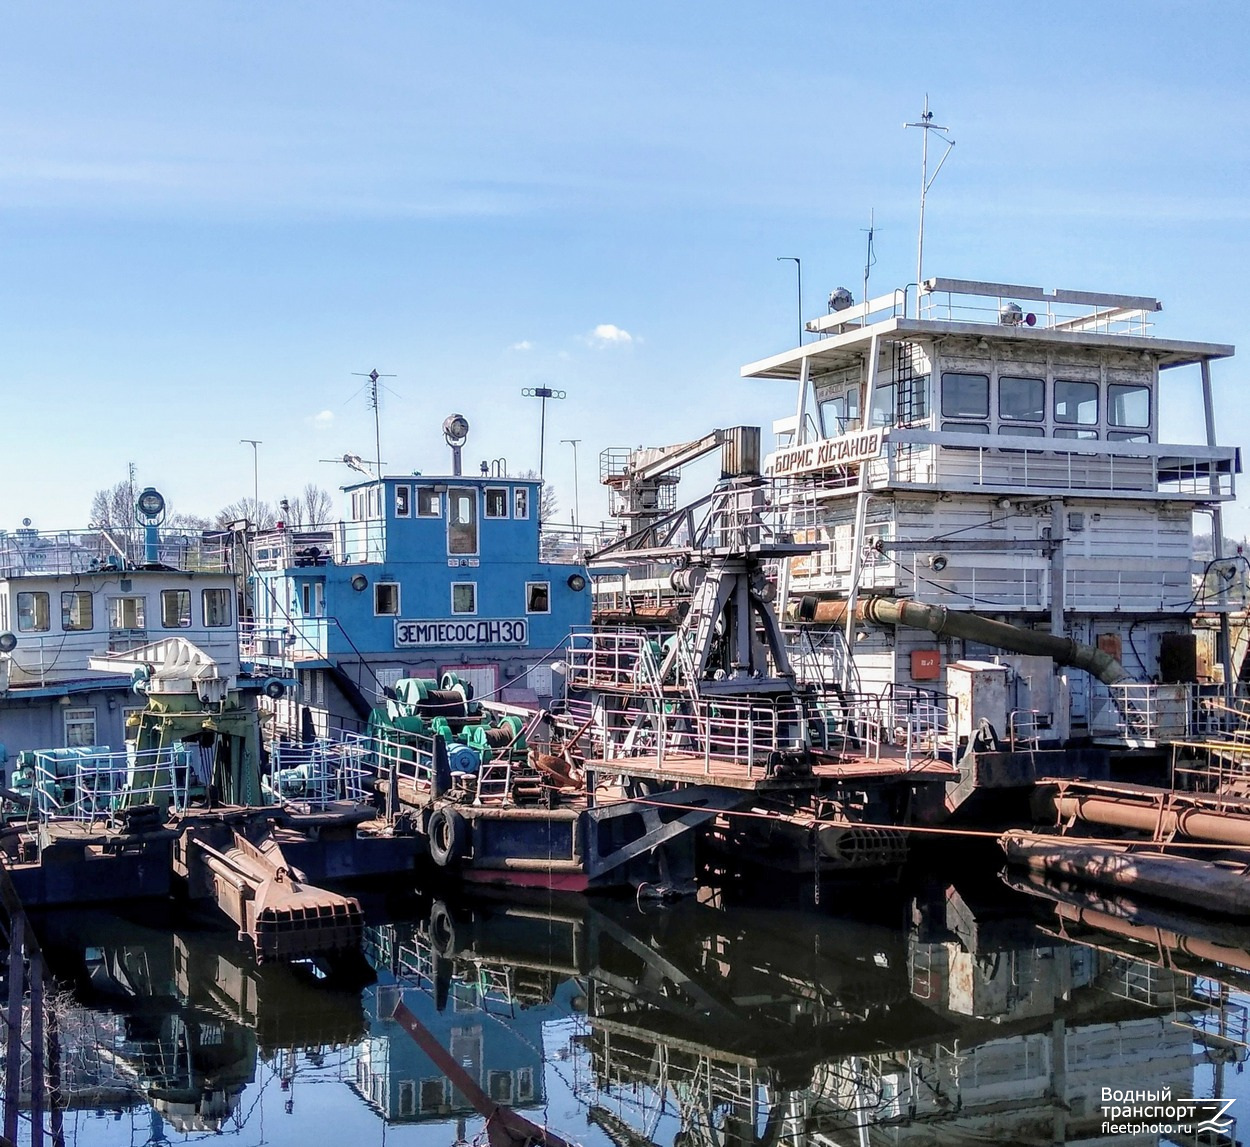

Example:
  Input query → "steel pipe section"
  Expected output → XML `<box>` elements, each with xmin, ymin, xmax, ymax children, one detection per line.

<box><xmin>793</xmin><ymin>595</ymin><xmax>1130</xmax><ymax>685</ymax></box>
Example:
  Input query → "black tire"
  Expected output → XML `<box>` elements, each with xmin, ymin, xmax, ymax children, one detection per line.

<box><xmin>427</xmin><ymin>807</ymin><xmax>468</xmax><ymax>868</ymax></box>
<box><xmin>429</xmin><ymin>900</ymin><xmax>457</xmax><ymax>959</ymax></box>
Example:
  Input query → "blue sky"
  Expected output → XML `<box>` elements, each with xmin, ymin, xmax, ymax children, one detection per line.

<box><xmin>3</xmin><ymin>2</ymin><xmax>1248</xmax><ymax>534</ymax></box>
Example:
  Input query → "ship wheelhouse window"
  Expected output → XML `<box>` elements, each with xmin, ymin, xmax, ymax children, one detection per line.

<box><xmin>63</xmin><ymin>707</ymin><xmax>96</xmax><ymax>749</ymax></box>
<box><xmin>819</xmin><ymin>388</ymin><xmax>861</xmax><ymax>436</ymax></box>
<box><xmin>1054</xmin><ymin>427</ymin><xmax>1099</xmax><ymax>440</ymax></box>
<box><xmin>416</xmin><ymin>488</ymin><xmax>441</xmax><ymax>517</ymax></box>
<box><xmin>526</xmin><ymin>582</ymin><xmax>550</xmax><ymax>614</ymax></box>
<box><xmin>395</xmin><ymin>485</ymin><xmax>411</xmax><ymax>518</ymax></box>
<box><xmin>202</xmin><ymin>588</ymin><xmax>232</xmax><ymax>627</ymax></box>
<box><xmin>16</xmin><ymin>591</ymin><xmax>50</xmax><ymax>632</ymax></box>
<box><xmin>941</xmin><ymin>372</ymin><xmax>990</xmax><ymax>419</ymax></box>
<box><xmin>1054</xmin><ymin>379</ymin><xmax>1099</xmax><ymax>426</ymax></box>
<box><xmin>1108</xmin><ymin>431</ymin><xmax>1151</xmax><ymax>442</ymax></box>
<box><xmin>1108</xmin><ymin>383</ymin><xmax>1151</xmax><ymax>429</ymax></box>
<box><xmin>513</xmin><ymin>488</ymin><xmax>530</xmax><ymax>520</ymax></box>
<box><xmin>451</xmin><ymin>582</ymin><xmax>477</xmax><ymax>615</ymax></box>
<box><xmin>160</xmin><ymin>589</ymin><xmax>191</xmax><ymax>628</ymax></box>
<box><xmin>448</xmin><ymin>488</ymin><xmax>479</xmax><ymax>555</ymax></box>
<box><xmin>374</xmin><ymin>582</ymin><xmax>400</xmax><ymax>616</ymax></box>
<box><xmin>61</xmin><ymin>590</ymin><xmax>93</xmax><ymax>631</ymax></box>
<box><xmin>485</xmin><ymin>487</ymin><xmax>509</xmax><ymax>518</ymax></box>
<box><xmin>108</xmin><ymin>595</ymin><xmax>145</xmax><ymax>630</ymax></box>
<box><xmin>998</xmin><ymin>375</ymin><xmax>1045</xmax><ymax>423</ymax></box>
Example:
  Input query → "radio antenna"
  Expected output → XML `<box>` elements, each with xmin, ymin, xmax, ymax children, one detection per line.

<box><xmin>351</xmin><ymin>369</ymin><xmax>397</xmax><ymax>478</ymax></box>
<box><xmin>904</xmin><ymin>96</ymin><xmax>955</xmax><ymax>318</ymax></box>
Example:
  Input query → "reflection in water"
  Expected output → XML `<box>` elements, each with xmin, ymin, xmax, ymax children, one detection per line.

<box><xmin>15</xmin><ymin>871</ymin><xmax>1250</xmax><ymax>1146</ymax></box>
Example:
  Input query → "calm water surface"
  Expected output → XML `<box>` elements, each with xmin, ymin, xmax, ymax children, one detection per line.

<box><xmin>16</xmin><ymin>857</ymin><xmax>1250</xmax><ymax>1147</ymax></box>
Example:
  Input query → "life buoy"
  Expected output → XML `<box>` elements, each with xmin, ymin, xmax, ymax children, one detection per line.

<box><xmin>427</xmin><ymin>807</ymin><xmax>468</xmax><ymax>867</ymax></box>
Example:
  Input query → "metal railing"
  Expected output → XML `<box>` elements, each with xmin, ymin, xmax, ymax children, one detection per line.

<box><xmin>918</xmin><ymin>289</ymin><xmax>1157</xmax><ymax>336</ymax></box>
<box><xmin>1093</xmin><ymin>683</ymin><xmax>1239</xmax><ymax>744</ymax></box>
<box><xmin>0</xmin><ymin>527</ymin><xmax>231</xmax><ymax>578</ymax></box>
<box><xmin>268</xmin><ymin>738</ymin><xmax>370</xmax><ymax>809</ymax></box>
<box><xmin>565</xmin><ymin>627</ymin><xmax>666</xmax><ymax>692</ymax></box>
<box><xmin>880</xmin><ymin>431</ymin><xmax>1237</xmax><ymax>500</ymax></box>
<box><xmin>28</xmin><ymin>745</ymin><xmax>196</xmax><ymax>822</ymax></box>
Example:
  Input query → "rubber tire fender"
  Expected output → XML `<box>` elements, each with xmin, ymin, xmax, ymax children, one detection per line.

<box><xmin>427</xmin><ymin>806</ymin><xmax>468</xmax><ymax>868</ymax></box>
<box><xmin>428</xmin><ymin>899</ymin><xmax>457</xmax><ymax>960</ymax></box>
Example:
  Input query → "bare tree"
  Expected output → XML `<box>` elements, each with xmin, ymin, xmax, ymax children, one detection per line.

<box><xmin>282</xmin><ymin>483</ymin><xmax>336</xmax><ymax>527</ymax></box>
<box><xmin>215</xmin><ymin>498</ymin><xmax>277</xmax><ymax>531</ymax></box>
<box><xmin>169</xmin><ymin>511</ymin><xmax>212</xmax><ymax>531</ymax></box>
<box><xmin>88</xmin><ymin>481</ymin><xmax>135</xmax><ymax>530</ymax></box>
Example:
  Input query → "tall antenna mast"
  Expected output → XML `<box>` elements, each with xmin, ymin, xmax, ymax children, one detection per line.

<box><xmin>862</xmin><ymin>209</ymin><xmax>877</xmax><ymax>307</ymax></box>
<box><xmin>904</xmin><ymin>96</ymin><xmax>955</xmax><ymax>318</ymax></box>
<box><xmin>352</xmin><ymin>368</ymin><xmax>396</xmax><ymax>478</ymax></box>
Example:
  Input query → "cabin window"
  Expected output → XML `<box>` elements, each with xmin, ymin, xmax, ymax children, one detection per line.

<box><xmin>16</xmin><ymin>591</ymin><xmax>49</xmax><ymax>632</ymax></box>
<box><xmin>819</xmin><ymin>388</ymin><xmax>861</xmax><ymax>436</ymax></box>
<box><xmin>941</xmin><ymin>422</ymin><xmax>990</xmax><ymax>435</ymax></box>
<box><xmin>485</xmin><ymin>487</ymin><xmax>509</xmax><ymax>518</ymax></box>
<box><xmin>420</xmin><ymin>1079</ymin><xmax>447</xmax><ymax>1112</ymax></box>
<box><xmin>1108</xmin><ymin>383</ymin><xmax>1151</xmax><ymax>429</ymax></box>
<box><xmin>416</xmin><ymin>488</ymin><xmax>441</xmax><ymax>517</ymax></box>
<box><xmin>451</xmin><ymin>582</ymin><xmax>477</xmax><ymax>614</ymax></box>
<box><xmin>395</xmin><ymin>485</ymin><xmax>411</xmax><ymax>518</ymax></box>
<box><xmin>1054</xmin><ymin>428</ymin><xmax>1099</xmax><ymax>440</ymax></box>
<box><xmin>517</xmin><ymin>1068</ymin><xmax>534</xmax><ymax>1102</ymax></box>
<box><xmin>300</xmin><ymin>582</ymin><xmax>325</xmax><ymax>616</ymax></box>
<box><xmin>108</xmin><ymin>596</ymin><xmax>146</xmax><ymax>630</ymax></box>
<box><xmin>160</xmin><ymin>589</ymin><xmax>191</xmax><ymax>629</ymax></box>
<box><xmin>941</xmin><ymin>372</ymin><xmax>990</xmax><ymax>419</ymax></box>
<box><xmin>61</xmin><ymin>591</ymin><xmax>93</xmax><ymax>631</ymax></box>
<box><xmin>897</xmin><ymin>374</ymin><xmax>930</xmax><ymax>424</ymax></box>
<box><xmin>374</xmin><ymin>582</ymin><xmax>400</xmax><ymax>616</ymax></box>
<box><xmin>998</xmin><ymin>375</ymin><xmax>1045</xmax><ymax>422</ymax></box>
<box><xmin>1108</xmin><ymin>431</ymin><xmax>1151</xmax><ymax>443</ymax></box>
<box><xmin>202</xmin><ymin>589</ymin><xmax>232</xmax><ymax>627</ymax></box>
<box><xmin>489</xmin><ymin>1072</ymin><xmax>513</xmax><ymax>1103</ymax></box>
<box><xmin>513</xmin><ymin>488</ymin><xmax>530</xmax><ymax>520</ymax></box>
<box><xmin>63</xmin><ymin>707</ymin><xmax>96</xmax><ymax>749</ymax></box>
<box><xmin>526</xmin><ymin>582</ymin><xmax>550</xmax><ymax>614</ymax></box>
<box><xmin>868</xmin><ymin>382</ymin><xmax>896</xmax><ymax>428</ymax></box>
<box><xmin>398</xmin><ymin>1080</ymin><xmax>416</xmax><ymax>1117</ymax></box>
<box><xmin>448</xmin><ymin>488</ymin><xmax>479</xmax><ymax>555</ymax></box>
<box><xmin>1054</xmin><ymin>379</ymin><xmax>1099</xmax><ymax>426</ymax></box>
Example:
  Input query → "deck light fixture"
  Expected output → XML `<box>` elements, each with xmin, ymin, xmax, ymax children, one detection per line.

<box><xmin>928</xmin><ymin>554</ymin><xmax>948</xmax><ymax>572</ymax></box>
<box><xmin>351</xmin><ymin>574</ymin><xmax>368</xmax><ymax>592</ymax></box>
<box><xmin>567</xmin><ymin>574</ymin><xmax>587</xmax><ymax>592</ymax></box>
<box><xmin>135</xmin><ymin>487</ymin><xmax>166</xmax><ymax>521</ymax></box>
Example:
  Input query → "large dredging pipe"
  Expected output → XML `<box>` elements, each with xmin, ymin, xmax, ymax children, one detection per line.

<box><xmin>791</xmin><ymin>596</ymin><xmax>1130</xmax><ymax>686</ymax></box>
<box><xmin>1043</xmin><ymin>788</ymin><xmax>1250</xmax><ymax>849</ymax></box>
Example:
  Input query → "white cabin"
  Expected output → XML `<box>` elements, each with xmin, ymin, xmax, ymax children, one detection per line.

<box><xmin>745</xmin><ymin>277</ymin><xmax>1240</xmax><ymax>738</ymax></box>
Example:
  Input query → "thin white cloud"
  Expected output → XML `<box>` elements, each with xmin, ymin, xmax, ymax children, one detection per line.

<box><xmin>588</xmin><ymin>323</ymin><xmax>634</xmax><ymax>346</ymax></box>
<box><xmin>509</xmin><ymin>339</ymin><xmax>533</xmax><ymax>351</ymax></box>
<box><xmin>309</xmin><ymin>409</ymin><xmax>334</xmax><ymax>429</ymax></box>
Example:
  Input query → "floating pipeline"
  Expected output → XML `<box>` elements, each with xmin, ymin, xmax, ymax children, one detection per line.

<box><xmin>1000</xmin><ymin>830</ymin><xmax>1250</xmax><ymax>917</ymax></box>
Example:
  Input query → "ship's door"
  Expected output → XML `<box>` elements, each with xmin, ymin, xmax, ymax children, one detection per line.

<box><xmin>1068</xmin><ymin>619</ymin><xmax>1089</xmax><ymax>726</ymax></box>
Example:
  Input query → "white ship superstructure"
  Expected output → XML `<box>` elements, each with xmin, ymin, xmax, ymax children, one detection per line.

<box><xmin>743</xmin><ymin>277</ymin><xmax>1239</xmax><ymax>743</ymax></box>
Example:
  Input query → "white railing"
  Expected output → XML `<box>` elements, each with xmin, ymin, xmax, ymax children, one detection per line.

<box><xmin>240</xmin><ymin>618</ymin><xmax>329</xmax><ymax>662</ymax></box>
<box><xmin>0</xmin><ymin>528</ymin><xmax>231</xmax><ymax>578</ymax></box>
<box><xmin>881</xmin><ymin>431</ymin><xmax>1237</xmax><ymax>500</ymax></box>
<box><xmin>29</xmin><ymin>745</ymin><xmax>197</xmax><ymax>822</ymax></box>
<box><xmin>269</xmin><ymin>737</ymin><xmax>370</xmax><ymax>809</ymax></box>
<box><xmin>1092</xmin><ymin>682</ymin><xmax>1240</xmax><ymax>744</ymax></box>
<box><xmin>565</xmin><ymin>627</ymin><xmax>665</xmax><ymax>693</ymax></box>
<box><xmin>918</xmin><ymin>288</ymin><xmax>1157</xmax><ymax>336</ymax></box>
